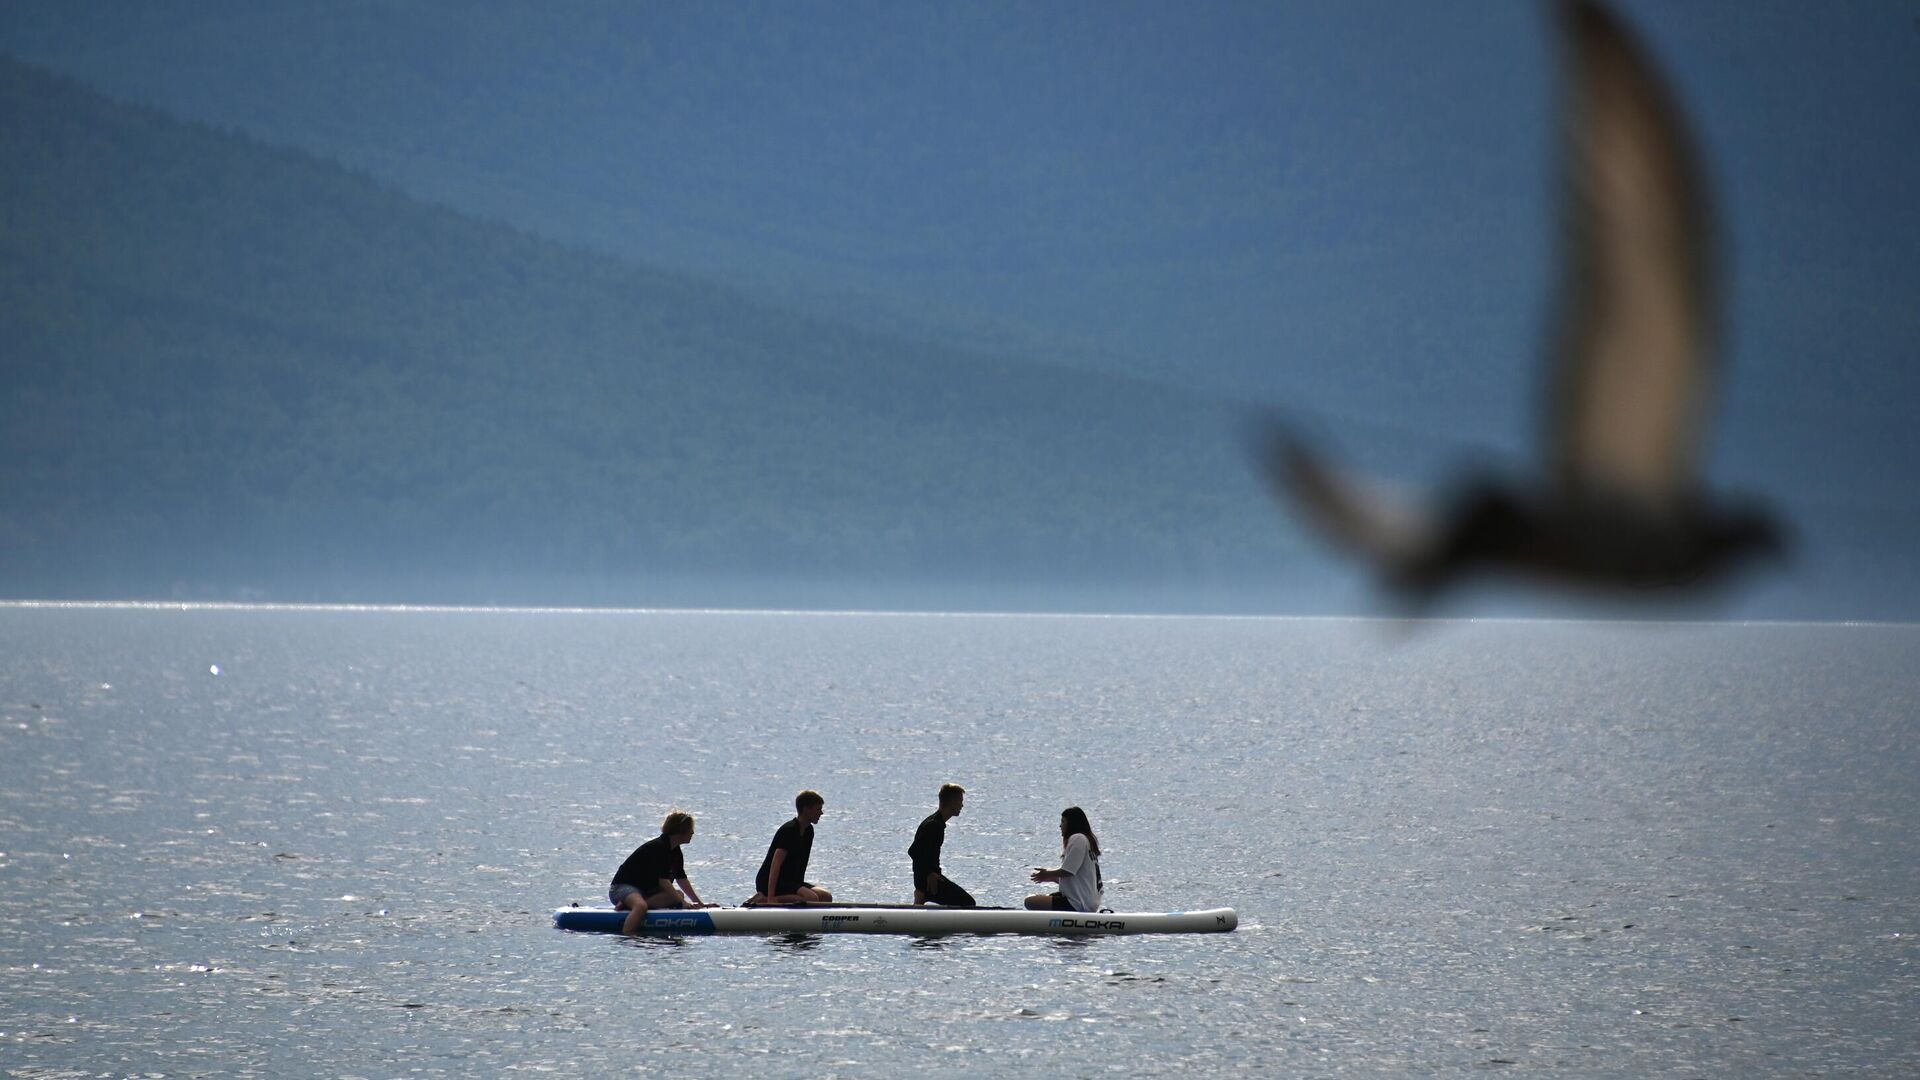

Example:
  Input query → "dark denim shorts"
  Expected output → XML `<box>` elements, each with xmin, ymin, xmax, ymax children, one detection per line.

<box><xmin>609</xmin><ymin>883</ymin><xmax>641</xmax><ymax>907</ymax></box>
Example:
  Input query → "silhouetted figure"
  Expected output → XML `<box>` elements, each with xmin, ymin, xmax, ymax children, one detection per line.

<box><xmin>1261</xmin><ymin>0</ymin><xmax>1784</xmax><ymax>608</ymax></box>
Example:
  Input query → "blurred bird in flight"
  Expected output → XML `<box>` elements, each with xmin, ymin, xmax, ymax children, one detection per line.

<box><xmin>1259</xmin><ymin>0</ymin><xmax>1784</xmax><ymax>610</ymax></box>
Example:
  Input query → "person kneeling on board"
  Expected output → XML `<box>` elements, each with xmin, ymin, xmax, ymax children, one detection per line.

<box><xmin>909</xmin><ymin>783</ymin><xmax>976</xmax><ymax>907</ymax></box>
<box><xmin>611</xmin><ymin>811</ymin><xmax>708</xmax><ymax>935</ymax></box>
<box><xmin>749</xmin><ymin>789</ymin><xmax>834</xmax><ymax>905</ymax></box>
<box><xmin>1025</xmin><ymin>806</ymin><xmax>1103</xmax><ymax>913</ymax></box>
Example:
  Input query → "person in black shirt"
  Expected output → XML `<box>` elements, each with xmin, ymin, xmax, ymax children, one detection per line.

<box><xmin>610</xmin><ymin>811</ymin><xmax>706</xmax><ymax>935</ymax></box>
<box><xmin>909</xmin><ymin>783</ymin><xmax>975</xmax><ymax>906</ymax></box>
<box><xmin>750</xmin><ymin>790</ymin><xmax>833</xmax><ymax>904</ymax></box>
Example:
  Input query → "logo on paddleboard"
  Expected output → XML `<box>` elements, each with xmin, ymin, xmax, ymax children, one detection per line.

<box><xmin>1048</xmin><ymin>917</ymin><xmax>1125</xmax><ymax>931</ymax></box>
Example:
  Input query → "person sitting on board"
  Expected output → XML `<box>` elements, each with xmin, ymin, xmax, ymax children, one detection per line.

<box><xmin>610</xmin><ymin>811</ymin><xmax>708</xmax><ymax>935</ymax></box>
<box><xmin>909</xmin><ymin>782</ymin><xmax>976</xmax><ymax>907</ymax></box>
<box><xmin>1025</xmin><ymin>806</ymin><xmax>1103</xmax><ymax>913</ymax></box>
<box><xmin>748</xmin><ymin>789</ymin><xmax>833</xmax><ymax>905</ymax></box>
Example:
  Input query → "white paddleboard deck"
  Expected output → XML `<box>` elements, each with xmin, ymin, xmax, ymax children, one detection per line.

<box><xmin>553</xmin><ymin>903</ymin><xmax>1236</xmax><ymax>936</ymax></box>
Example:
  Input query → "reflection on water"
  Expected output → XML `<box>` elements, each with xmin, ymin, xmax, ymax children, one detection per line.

<box><xmin>0</xmin><ymin>608</ymin><xmax>1916</xmax><ymax>1076</ymax></box>
<box><xmin>616</xmin><ymin>934</ymin><xmax>688</xmax><ymax>951</ymax></box>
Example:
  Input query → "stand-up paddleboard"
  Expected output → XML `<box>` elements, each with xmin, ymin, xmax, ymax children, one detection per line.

<box><xmin>553</xmin><ymin>903</ymin><xmax>1236</xmax><ymax>936</ymax></box>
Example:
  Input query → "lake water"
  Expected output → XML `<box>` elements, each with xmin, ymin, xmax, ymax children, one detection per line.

<box><xmin>1</xmin><ymin>605</ymin><xmax>1915</xmax><ymax>1076</ymax></box>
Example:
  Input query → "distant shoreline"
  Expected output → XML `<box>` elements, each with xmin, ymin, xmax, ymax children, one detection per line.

<box><xmin>1</xmin><ymin>599</ymin><xmax>1910</xmax><ymax>629</ymax></box>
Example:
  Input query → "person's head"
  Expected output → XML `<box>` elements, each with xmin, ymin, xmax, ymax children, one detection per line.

<box><xmin>1060</xmin><ymin>806</ymin><xmax>1100</xmax><ymax>859</ymax></box>
<box><xmin>662</xmin><ymin>811</ymin><xmax>695</xmax><ymax>844</ymax></box>
<box><xmin>796</xmin><ymin>789</ymin><xmax>825</xmax><ymax>824</ymax></box>
<box><xmin>938</xmin><ymin>783</ymin><xmax>965</xmax><ymax>817</ymax></box>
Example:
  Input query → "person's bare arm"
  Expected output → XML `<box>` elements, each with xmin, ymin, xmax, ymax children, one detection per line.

<box><xmin>765</xmin><ymin>848</ymin><xmax>787</xmax><ymax>900</ymax></box>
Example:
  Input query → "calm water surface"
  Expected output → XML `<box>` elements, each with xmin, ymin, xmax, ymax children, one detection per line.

<box><xmin>1</xmin><ymin>606</ymin><xmax>1915</xmax><ymax>1076</ymax></box>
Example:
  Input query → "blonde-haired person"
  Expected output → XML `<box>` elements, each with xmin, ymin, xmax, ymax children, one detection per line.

<box><xmin>610</xmin><ymin>811</ymin><xmax>708</xmax><ymax>935</ymax></box>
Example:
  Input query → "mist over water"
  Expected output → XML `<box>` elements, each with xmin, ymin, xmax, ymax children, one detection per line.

<box><xmin>1</xmin><ymin>606</ymin><xmax>1915</xmax><ymax>1074</ymax></box>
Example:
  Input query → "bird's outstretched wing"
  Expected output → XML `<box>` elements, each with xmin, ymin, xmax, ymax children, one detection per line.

<box><xmin>1257</xmin><ymin>430</ymin><xmax>1438</xmax><ymax>572</ymax></box>
<box><xmin>1546</xmin><ymin>0</ymin><xmax>1716</xmax><ymax>505</ymax></box>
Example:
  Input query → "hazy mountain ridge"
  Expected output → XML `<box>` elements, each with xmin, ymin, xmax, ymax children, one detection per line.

<box><xmin>8</xmin><ymin>1</ymin><xmax>1911</xmax><ymax>495</ymax></box>
<box><xmin>3</xmin><ymin>0</ymin><xmax>1915</xmax><ymax>616</ymax></box>
<box><xmin>2</xmin><ymin>55</ymin><xmax>1311</xmax><ymax>606</ymax></box>
<box><xmin>0</xmin><ymin>0</ymin><xmax>1550</xmax><ymax>421</ymax></box>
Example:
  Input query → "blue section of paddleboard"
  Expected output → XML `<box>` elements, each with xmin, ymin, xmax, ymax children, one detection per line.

<box><xmin>553</xmin><ymin>908</ymin><xmax>716</xmax><ymax>934</ymax></box>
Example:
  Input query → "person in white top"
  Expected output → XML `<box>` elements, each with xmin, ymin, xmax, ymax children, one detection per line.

<box><xmin>1025</xmin><ymin>806</ymin><xmax>1103</xmax><ymax>912</ymax></box>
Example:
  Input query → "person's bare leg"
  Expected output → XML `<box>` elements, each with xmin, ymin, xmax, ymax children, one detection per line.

<box><xmin>619</xmin><ymin>893</ymin><xmax>650</xmax><ymax>935</ymax></box>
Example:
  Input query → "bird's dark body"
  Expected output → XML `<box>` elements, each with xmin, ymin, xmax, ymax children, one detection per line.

<box><xmin>1398</xmin><ymin>482</ymin><xmax>1782</xmax><ymax>600</ymax></box>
